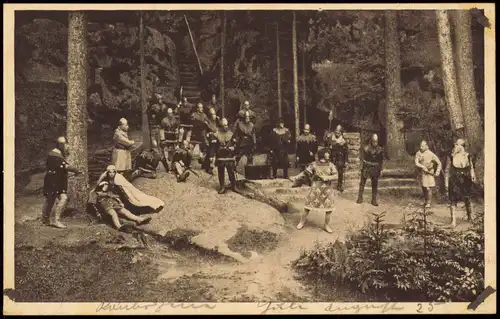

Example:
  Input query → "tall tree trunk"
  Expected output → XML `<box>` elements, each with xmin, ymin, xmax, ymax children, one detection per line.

<box><xmin>452</xmin><ymin>10</ymin><xmax>483</xmax><ymax>155</ymax></box>
<box><xmin>220</xmin><ymin>11</ymin><xmax>226</xmax><ymax>119</ymax></box>
<box><xmin>302</xmin><ymin>43</ymin><xmax>307</xmax><ymax>125</ymax></box>
<box><xmin>292</xmin><ymin>11</ymin><xmax>300</xmax><ymax>146</ymax></box>
<box><xmin>140</xmin><ymin>11</ymin><xmax>150</xmax><ymax>149</ymax></box>
<box><xmin>67</xmin><ymin>11</ymin><xmax>89</xmax><ymax>212</ymax></box>
<box><xmin>436</xmin><ymin>10</ymin><xmax>465</xmax><ymax>135</ymax></box>
<box><xmin>276</xmin><ymin>22</ymin><xmax>282</xmax><ymax>118</ymax></box>
<box><xmin>384</xmin><ymin>11</ymin><xmax>408</xmax><ymax>161</ymax></box>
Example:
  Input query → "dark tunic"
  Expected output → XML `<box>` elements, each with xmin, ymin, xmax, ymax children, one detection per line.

<box><xmin>160</xmin><ymin>115</ymin><xmax>179</xmax><ymax>149</ymax></box>
<box><xmin>330</xmin><ymin>137</ymin><xmax>349</xmax><ymax>168</ymax></box>
<box><xmin>135</xmin><ymin>148</ymin><xmax>162</xmax><ymax>171</ymax></box>
<box><xmin>360</xmin><ymin>144</ymin><xmax>384</xmax><ymax>178</ymax></box>
<box><xmin>447</xmin><ymin>153</ymin><xmax>473</xmax><ymax>203</ymax></box>
<box><xmin>204</xmin><ymin>117</ymin><xmax>220</xmax><ymax>149</ymax></box>
<box><xmin>172</xmin><ymin>148</ymin><xmax>192</xmax><ymax>168</ymax></box>
<box><xmin>234</xmin><ymin>121</ymin><xmax>256</xmax><ymax>148</ymax></box>
<box><xmin>43</xmin><ymin>149</ymin><xmax>70</xmax><ymax>197</ymax></box>
<box><xmin>191</xmin><ymin>111</ymin><xmax>209</xmax><ymax>144</ymax></box>
<box><xmin>96</xmin><ymin>184</ymin><xmax>125</xmax><ymax>212</ymax></box>
<box><xmin>148</xmin><ymin>102</ymin><xmax>166</xmax><ymax>128</ymax></box>
<box><xmin>178</xmin><ymin>102</ymin><xmax>194</xmax><ymax>127</ymax></box>
<box><xmin>270</xmin><ymin>127</ymin><xmax>291</xmax><ymax>168</ymax></box>
<box><xmin>296</xmin><ymin>134</ymin><xmax>318</xmax><ymax>166</ymax></box>
<box><xmin>214</xmin><ymin>129</ymin><xmax>237</xmax><ymax>164</ymax></box>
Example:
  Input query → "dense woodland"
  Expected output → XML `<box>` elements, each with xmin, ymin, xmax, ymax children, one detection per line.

<box><xmin>15</xmin><ymin>10</ymin><xmax>485</xmax><ymax>185</ymax></box>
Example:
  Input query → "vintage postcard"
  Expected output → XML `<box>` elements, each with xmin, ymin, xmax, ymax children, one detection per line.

<box><xmin>3</xmin><ymin>2</ymin><xmax>496</xmax><ymax>315</ymax></box>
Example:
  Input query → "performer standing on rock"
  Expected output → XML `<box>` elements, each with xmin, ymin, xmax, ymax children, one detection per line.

<box><xmin>328</xmin><ymin>125</ymin><xmax>349</xmax><ymax>192</ymax></box>
<box><xmin>414</xmin><ymin>140</ymin><xmax>442</xmax><ymax>208</ymax></box>
<box><xmin>160</xmin><ymin>108</ymin><xmax>179</xmax><ymax>172</ymax></box>
<box><xmin>111</xmin><ymin>118</ymin><xmax>135</xmax><ymax>174</ymax></box>
<box><xmin>177</xmin><ymin>96</ymin><xmax>194</xmax><ymax>143</ymax></box>
<box><xmin>172</xmin><ymin>140</ymin><xmax>193</xmax><ymax>183</ymax></box>
<box><xmin>356</xmin><ymin>133</ymin><xmax>384</xmax><ymax>206</ymax></box>
<box><xmin>214</xmin><ymin>118</ymin><xmax>238</xmax><ymax>194</ymax></box>
<box><xmin>42</xmin><ymin>136</ymin><xmax>82</xmax><ymax>228</ymax></box>
<box><xmin>202</xmin><ymin>107</ymin><xmax>220</xmax><ymax>174</ymax></box>
<box><xmin>269</xmin><ymin>118</ymin><xmax>291</xmax><ymax>179</ymax></box>
<box><xmin>296</xmin><ymin>124</ymin><xmax>318</xmax><ymax>172</ymax></box>
<box><xmin>444</xmin><ymin>138</ymin><xmax>477</xmax><ymax>228</ymax></box>
<box><xmin>296</xmin><ymin>148</ymin><xmax>338</xmax><ymax>234</ymax></box>
<box><xmin>234</xmin><ymin>111</ymin><xmax>257</xmax><ymax>166</ymax></box>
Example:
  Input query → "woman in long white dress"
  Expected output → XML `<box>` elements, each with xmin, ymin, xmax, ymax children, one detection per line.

<box><xmin>296</xmin><ymin>149</ymin><xmax>338</xmax><ymax>233</ymax></box>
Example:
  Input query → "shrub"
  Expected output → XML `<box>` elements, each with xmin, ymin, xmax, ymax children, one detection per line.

<box><xmin>293</xmin><ymin>210</ymin><xmax>484</xmax><ymax>302</ymax></box>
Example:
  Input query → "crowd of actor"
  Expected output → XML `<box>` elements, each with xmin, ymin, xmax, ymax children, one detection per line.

<box><xmin>41</xmin><ymin>93</ymin><xmax>479</xmax><ymax>233</ymax></box>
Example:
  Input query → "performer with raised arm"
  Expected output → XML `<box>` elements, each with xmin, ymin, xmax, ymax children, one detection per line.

<box><xmin>201</xmin><ymin>107</ymin><xmax>220</xmax><ymax>174</ymax></box>
<box><xmin>160</xmin><ymin>107</ymin><xmax>179</xmax><ymax>172</ymax></box>
<box><xmin>444</xmin><ymin>138</ymin><xmax>477</xmax><ymax>228</ymax></box>
<box><xmin>356</xmin><ymin>133</ymin><xmax>384</xmax><ymax>206</ymax></box>
<box><xmin>296</xmin><ymin>124</ymin><xmax>318</xmax><ymax>172</ymax></box>
<box><xmin>234</xmin><ymin>111</ymin><xmax>257</xmax><ymax>166</ymax></box>
<box><xmin>214</xmin><ymin>118</ymin><xmax>238</xmax><ymax>194</ymax></box>
<box><xmin>269</xmin><ymin>118</ymin><xmax>292</xmax><ymax>179</ymax></box>
<box><xmin>414</xmin><ymin>140</ymin><xmax>442</xmax><ymax>208</ymax></box>
<box><xmin>111</xmin><ymin>118</ymin><xmax>135</xmax><ymax>174</ymax></box>
<box><xmin>42</xmin><ymin>136</ymin><xmax>82</xmax><ymax>228</ymax></box>
<box><xmin>328</xmin><ymin>125</ymin><xmax>349</xmax><ymax>192</ymax></box>
<box><xmin>296</xmin><ymin>148</ymin><xmax>338</xmax><ymax>233</ymax></box>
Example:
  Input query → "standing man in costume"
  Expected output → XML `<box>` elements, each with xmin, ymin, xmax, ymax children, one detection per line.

<box><xmin>42</xmin><ymin>136</ymin><xmax>82</xmax><ymax>228</ymax></box>
<box><xmin>234</xmin><ymin>100</ymin><xmax>256</xmax><ymax>128</ymax></box>
<box><xmin>111</xmin><ymin>118</ymin><xmax>135</xmax><ymax>174</ymax></box>
<box><xmin>269</xmin><ymin>118</ymin><xmax>292</xmax><ymax>179</ymax></box>
<box><xmin>214</xmin><ymin>118</ymin><xmax>238</xmax><ymax>194</ymax></box>
<box><xmin>444</xmin><ymin>138</ymin><xmax>477</xmax><ymax>228</ymax></box>
<box><xmin>356</xmin><ymin>133</ymin><xmax>384</xmax><ymax>206</ymax></box>
<box><xmin>415</xmin><ymin>140</ymin><xmax>442</xmax><ymax>209</ymax></box>
<box><xmin>327</xmin><ymin>125</ymin><xmax>349</xmax><ymax>192</ymax></box>
<box><xmin>160</xmin><ymin>107</ymin><xmax>179</xmax><ymax>172</ymax></box>
<box><xmin>296</xmin><ymin>124</ymin><xmax>318</xmax><ymax>172</ymax></box>
<box><xmin>207</xmin><ymin>94</ymin><xmax>221</xmax><ymax>117</ymax></box>
<box><xmin>201</xmin><ymin>107</ymin><xmax>220</xmax><ymax>174</ymax></box>
<box><xmin>148</xmin><ymin>94</ymin><xmax>167</xmax><ymax>145</ymax></box>
<box><xmin>130</xmin><ymin>140</ymin><xmax>170</xmax><ymax>180</ymax></box>
<box><xmin>172</xmin><ymin>140</ymin><xmax>193</xmax><ymax>183</ymax></box>
<box><xmin>191</xmin><ymin>102</ymin><xmax>209</xmax><ymax>157</ymax></box>
<box><xmin>177</xmin><ymin>96</ymin><xmax>194</xmax><ymax>143</ymax></box>
<box><xmin>234</xmin><ymin>111</ymin><xmax>257</xmax><ymax>167</ymax></box>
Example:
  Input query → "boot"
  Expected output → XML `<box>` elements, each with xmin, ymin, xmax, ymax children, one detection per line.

<box><xmin>425</xmin><ymin>189</ymin><xmax>432</xmax><ymax>209</ymax></box>
<box><xmin>283</xmin><ymin>168</ymin><xmax>289</xmax><ymax>179</ymax></box>
<box><xmin>296</xmin><ymin>209</ymin><xmax>310</xmax><ymax>230</ymax></box>
<box><xmin>449</xmin><ymin>205</ymin><xmax>457</xmax><ymax>228</ymax></box>
<box><xmin>177</xmin><ymin>170</ymin><xmax>190</xmax><ymax>182</ymax></box>
<box><xmin>356</xmin><ymin>184</ymin><xmax>364</xmax><ymax>204</ymax></box>
<box><xmin>465</xmin><ymin>201</ymin><xmax>474</xmax><ymax>222</ymax></box>
<box><xmin>324</xmin><ymin>211</ymin><xmax>333</xmax><ymax>233</ymax></box>
<box><xmin>218</xmin><ymin>186</ymin><xmax>226</xmax><ymax>194</ymax></box>
<box><xmin>50</xmin><ymin>204</ymin><xmax>67</xmax><ymax>229</ymax></box>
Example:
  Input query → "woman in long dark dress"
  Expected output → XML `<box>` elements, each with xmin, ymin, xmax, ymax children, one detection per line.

<box><xmin>444</xmin><ymin>138</ymin><xmax>478</xmax><ymax>228</ymax></box>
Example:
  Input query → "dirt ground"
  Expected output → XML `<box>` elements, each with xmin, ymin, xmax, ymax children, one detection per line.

<box><xmin>11</xmin><ymin>157</ymin><xmax>484</xmax><ymax>303</ymax></box>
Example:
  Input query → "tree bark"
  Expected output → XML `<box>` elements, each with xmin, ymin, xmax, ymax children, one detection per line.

<box><xmin>140</xmin><ymin>11</ymin><xmax>151</xmax><ymax>149</ymax></box>
<box><xmin>67</xmin><ymin>11</ymin><xmax>89</xmax><ymax>212</ymax></box>
<box><xmin>292</xmin><ymin>11</ymin><xmax>300</xmax><ymax>146</ymax></box>
<box><xmin>452</xmin><ymin>10</ymin><xmax>483</xmax><ymax>155</ymax></box>
<box><xmin>302</xmin><ymin>43</ymin><xmax>307</xmax><ymax>125</ymax></box>
<box><xmin>384</xmin><ymin>11</ymin><xmax>408</xmax><ymax>161</ymax></box>
<box><xmin>276</xmin><ymin>22</ymin><xmax>282</xmax><ymax>118</ymax></box>
<box><xmin>220</xmin><ymin>11</ymin><xmax>226</xmax><ymax>119</ymax></box>
<box><xmin>436</xmin><ymin>10</ymin><xmax>465</xmax><ymax>135</ymax></box>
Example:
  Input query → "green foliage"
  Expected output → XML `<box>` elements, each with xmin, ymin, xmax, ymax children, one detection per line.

<box><xmin>293</xmin><ymin>210</ymin><xmax>484</xmax><ymax>302</ymax></box>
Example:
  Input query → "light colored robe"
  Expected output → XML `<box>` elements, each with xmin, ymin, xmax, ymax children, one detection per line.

<box><xmin>111</xmin><ymin>128</ymin><xmax>135</xmax><ymax>171</ymax></box>
<box><xmin>415</xmin><ymin>149</ymin><xmax>442</xmax><ymax>187</ymax></box>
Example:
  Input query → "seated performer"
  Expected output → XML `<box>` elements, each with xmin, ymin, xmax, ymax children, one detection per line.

<box><xmin>296</xmin><ymin>148</ymin><xmax>338</xmax><ymax>233</ymax></box>
<box><xmin>89</xmin><ymin>165</ymin><xmax>164</xmax><ymax>217</ymax></box>
<box><xmin>215</xmin><ymin>118</ymin><xmax>238</xmax><ymax>194</ymax></box>
<box><xmin>269</xmin><ymin>118</ymin><xmax>291</xmax><ymax>179</ymax></box>
<box><xmin>328</xmin><ymin>125</ymin><xmax>349</xmax><ymax>192</ymax></box>
<box><xmin>202</xmin><ymin>107</ymin><xmax>220</xmax><ymax>174</ymax></box>
<box><xmin>160</xmin><ymin>108</ymin><xmax>179</xmax><ymax>172</ymax></box>
<box><xmin>94</xmin><ymin>180</ymin><xmax>152</xmax><ymax>232</ymax></box>
<box><xmin>234</xmin><ymin>111</ymin><xmax>257</xmax><ymax>166</ymax></box>
<box><xmin>172</xmin><ymin>140</ymin><xmax>192</xmax><ymax>183</ymax></box>
<box><xmin>130</xmin><ymin>140</ymin><xmax>169</xmax><ymax>180</ymax></box>
<box><xmin>414</xmin><ymin>140</ymin><xmax>442</xmax><ymax>209</ymax></box>
<box><xmin>111</xmin><ymin>118</ymin><xmax>135</xmax><ymax>174</ymax></box>
<box><xmin>296</xmin><ymin>124</ymin><xmax>318</xmax><ymax>171</ymax></box>
<box><xmin>445</xmin><ymin>138</ymin><xmax>477</xmax><ymax>228</ymax></box>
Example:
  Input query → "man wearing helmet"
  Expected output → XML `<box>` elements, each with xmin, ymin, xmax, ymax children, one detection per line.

<box><xmin>214</xmin><ymin>118</ymin><xmax>238</xmax><ymax>194</ymax></box>
<box><xmin>201</xmin><ymin>107</ymin><xmax>220</xmax><ymax>174</ymax></box>
<box><xmin>296</xmin><ymin>124</ymin><xmax>318</xmax><ymax>172</ymax></box>
<box><xmin>234</xmin><ymin>111</ymin><xmax>257</xmax><ymax>166</ymax></box>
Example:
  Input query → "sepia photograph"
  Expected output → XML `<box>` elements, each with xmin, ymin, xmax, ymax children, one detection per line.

<box><xmin>3</xmin><ymin>3</ymin><xmax>496</xmax><ymax>315</ymax></box>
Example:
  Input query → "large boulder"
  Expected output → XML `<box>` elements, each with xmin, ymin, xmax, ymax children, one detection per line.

<box><xmin>135</xmin><ymin>172</ymin><xmax>285</xmax><ymax>262</ymax></box>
